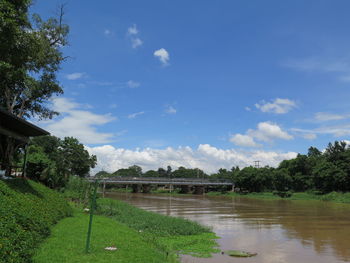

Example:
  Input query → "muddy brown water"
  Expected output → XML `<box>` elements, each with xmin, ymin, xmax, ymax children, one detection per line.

<box><xmin>106</xmin><ymin>193</ymin><xmax>350</xmax><ymax>263</ymax></box>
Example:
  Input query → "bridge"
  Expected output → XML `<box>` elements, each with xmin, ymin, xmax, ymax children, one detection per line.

<box><xmin>88</xmin><ymin>177</ymin><xmax>234</xmax><ymax>195</ymax></box>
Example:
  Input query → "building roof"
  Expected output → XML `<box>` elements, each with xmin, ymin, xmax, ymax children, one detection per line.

<box><xmin>0</xmin><ymin>108</ymin><xmax>49</xmax><ymax>138</ymax></box>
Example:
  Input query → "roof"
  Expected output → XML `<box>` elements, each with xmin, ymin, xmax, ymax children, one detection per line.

<box><xmin>0</xmin><ymin>108</ymin><xmax>50</xmax><ymax>137</ymax></box>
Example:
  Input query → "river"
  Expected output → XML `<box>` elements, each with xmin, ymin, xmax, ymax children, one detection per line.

<box><xmin>106</xmin><ymin>192</ymin><xmax>350</xmax><ymax>263</ymax></box>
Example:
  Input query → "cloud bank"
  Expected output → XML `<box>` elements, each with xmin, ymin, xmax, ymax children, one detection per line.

<box><xmin>39</xmin><ymin>98</ymin><xmax>116</xmax><ymax>144</ymax></box>
<box><xmin>86</xmin><ymin>144</ymin><xmax>297</xmax><ymax>174</ymax></box>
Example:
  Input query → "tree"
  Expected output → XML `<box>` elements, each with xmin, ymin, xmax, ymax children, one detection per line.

<box><xmin>58</xmin><ymin>137</ymin><xmax>97</xmax><ymax>178</ymax></box>
<box><xmin>143</xmin><ymin>170</ymin><xmax>158</xmax><ymax>177</ymax></box>
<box><xmin>27</xmin><ymin>135</ymin><xmax>97</xmax><ymax>188</ymax></box>
<box><xmin>0</xmin><ymin>0</ymin><xmax>69</xmax><ymax>172</ymax></box>
<box><xmin>157</xmin><ymin>168</ymin><xmax>167</xmax><ymax>177</ymax></box>
<box><xmin>166</xmin><ymin>165</ymin><xmax>172</xmax><ymax>178</ymax></box>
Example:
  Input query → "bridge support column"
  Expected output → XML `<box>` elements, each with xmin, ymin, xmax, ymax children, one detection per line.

<box><xmin>194</xmin><ymin>186</ymin><xmax>205</xmax><ymax>195</ymax></box>
<box><xmin>142</xmin><ymin>184</ymin><xmax>151</xmax><ymax>193</ymax></box>
<box><xmin>180</xmin><ymin>185</ymin><xmax>190</xmax><ymax>194</ymax></box>
<box><xmin>132</xmin><ymin>184</ymin><xmax>141</xmax><ymax>193</ymax></box>
<box><xmin>102</xmin><ymin>180</ymin><xmax>106</xmax><ymax>197</ymax></box>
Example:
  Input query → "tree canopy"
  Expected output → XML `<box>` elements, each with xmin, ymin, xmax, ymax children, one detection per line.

<box><xmin>27</xmin><ymin>135</ymin><xmax>97</xmax><ymax>188</ymax></box>
<box><xmin>0</xmin><ymin>0</ymin><xmax>69</xmax><ymax>119</ymax></box>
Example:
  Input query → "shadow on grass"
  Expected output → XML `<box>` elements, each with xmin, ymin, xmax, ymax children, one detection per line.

<box><xmin>2</xmin><ymin>178</ymin><xmax>43</xmax><ymax>198</ymax></box>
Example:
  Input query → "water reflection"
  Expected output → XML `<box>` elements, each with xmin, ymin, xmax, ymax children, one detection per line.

<box><xmin>106</xmin><ymin>193</ymin><xmax>350</xmax><ymax>263</ymax></box>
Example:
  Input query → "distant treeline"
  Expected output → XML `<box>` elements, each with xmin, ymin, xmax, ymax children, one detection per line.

<box><xmin>96</xmin><ymin>141</ymin><xmax>350</xmax><ymax>194</ymax></box>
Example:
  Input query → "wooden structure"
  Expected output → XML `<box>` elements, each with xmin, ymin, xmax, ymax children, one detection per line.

<box><xmin>0</xmin><ymin>108</ymin><xmax>49</xmax><ymax>177</ymax></box>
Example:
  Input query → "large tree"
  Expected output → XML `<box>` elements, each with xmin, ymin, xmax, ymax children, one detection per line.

<box><xmin>0</xmin><ymin>0</ymin><xmax>69</xmax><ymax>169</ymax></box>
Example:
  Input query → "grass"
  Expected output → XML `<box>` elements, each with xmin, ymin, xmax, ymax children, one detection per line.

<box><xmin>206</xmin><ymin>191</ymin><xmax>350</xmax><ymax>203</ymax></box>
<box><xmin>34</xmin><ymin>199</ymin><xmax>219</xmax><ymax>262</ymax></box>
<box><xmin>96</xmin><ymin>198</ymin><xmax>211</xmax><ymax>236</ymax></box>
<box><xmin>33</xmin><ymin>209</ymin><xmax>174</xmax><ymax>263</ymax></box>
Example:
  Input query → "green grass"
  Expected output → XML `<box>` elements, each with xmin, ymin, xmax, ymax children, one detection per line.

<box><xmin>33</xmin><ymin>210</ymin><xmax>173</xmax><ymax>263</ymax></box>
<box><xmin>206</xmin><ymin>191</ymin><xmax>350</xmax><ymax>203</ymax></box>
<box><xmin>96</xmin><ymin>198</ymin><xmax>211</xmax><ymax>236</ymax></box>
<box><xmin>156</xmin><ymin>233</ymin><xmax>219</xmax><ymax>257</ymax></box>
<box><xmin>34</xmin><ymin>199</ymin><xmax>219</xmax><ymax>262</ymax></box>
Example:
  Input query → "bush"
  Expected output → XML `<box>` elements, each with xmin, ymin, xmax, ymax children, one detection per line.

<box><xmin>0</xmin><ymin>179</ymin><xmax>72</xmax><ymax>263</ymax></box>
<box><xmin>273</xmin><ymin>190</ymin><xmax>293</xmax><ymax>198</ymax></box>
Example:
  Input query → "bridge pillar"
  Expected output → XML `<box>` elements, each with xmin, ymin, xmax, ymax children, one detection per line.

<box><xmin>194</xmin><ymin>186</ymin><xmax>205</xmax><ymax>195</ymax></box>
<box><xmin>180</xmin><ymin>185</ymin><xmax>190</xmax><ymax>194</ymax></box>
<box><xmin>132</xmin><ymin>184</ymin><xmax>141</xmax><ymax>193</ymax></box>
<box><xmin>142</xmin><ymin>184</ymin><xmax>151</xmax><ymax>193</ymax></box>
<box><xmin>102</xmin><ymin>180</ymin><xmax>106</xmax><ymax>197</ymax></box>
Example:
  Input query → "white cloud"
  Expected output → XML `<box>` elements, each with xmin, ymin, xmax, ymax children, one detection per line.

<box><xmin>165</xmin><ymin>105</ymin><xmax>177</xmax><ymax>114</ymax></box>
<box><xmin>127</xmin><ymin>24</ymin><xmax>143</xmax><ymax>48</ymax></box>
<box><xmin>127</xmin><ymin>24</ymin><xmax>138</xmax><ymax>35</ymax></box>
<box><xmin>154</xmin><ymin>48</ymin><xmax>170</xmax><ymax>65</ymax></box>
<box><xmin>231</xmin><ymin>122</ymin><xmax>293</xmax><ymax>147</ymax></box>
<box><xmin>314</xmin><ymin>112</ymin><xmax>349</xmax><ymax>122</ymax></box>
<box><xmin>38</xmin><ymin>98</ymin><xmax>116</xmax><ymax>144</ymax></box>
<box><xmin>292</xmin><ymin>124</ymin><xmax>350</xmax><ymax>137</ymax></box>
<box><xmin>230</xmin><ymin>134</ymin><xmax>261</xmax><ymax>148</ymax></box>
<box><xmin>249</xmin><ymin>122</ymin><xmax>293</xmax><ymax>141</ymax></box>
<box><xmin>302</xmin><ymin>133</ymin><xmax>317</xmax><ymax>140</ymax></box>
<box><xmin>126</xmin><ymin>80</ymin><xmax>140</xmax><ymax>88</ymax></box>
<box><xmin>65</xmin><ymin>72</ymin><xmax>86</xmax><ymax>80</ymax></box>
<box><xmin>128</xmin><ymin>111</ymin><xmax>145</xmax><ymax>119</ymax></box>
<box><xmin>131</xmin><ymin>38</ymin><xmax>143</xmax><ymax>48</ymax></box>
<box><xmin>86</xmin><ymin>144</ymin><xmax>297</xmax><ymax>174</ymax></box>
<box><xmin>255</xmin><ymin>98</ymin><xmax>297</xmax><ymax>114</ymax></box>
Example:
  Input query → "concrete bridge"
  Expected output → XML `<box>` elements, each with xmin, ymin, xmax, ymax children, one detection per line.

<box><xmin>88</xmin><ymin>177</ymin><xmax>234</xmax><ymax>195</ymax></box>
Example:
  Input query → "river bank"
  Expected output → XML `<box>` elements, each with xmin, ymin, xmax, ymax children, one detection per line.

<box><xmin>206</xmin><ymin>191</ymin><xmax>350</xmax><ymax>203</ymax></box>
<box><xmin>106</xmin><ymin>187</ymin><xmax>350</xmax><ymax>204</ymax></box>
<box><xmin>34</xmin><ymin>198</ymin><xmax>219</xmax><ymax>263</ymax></box>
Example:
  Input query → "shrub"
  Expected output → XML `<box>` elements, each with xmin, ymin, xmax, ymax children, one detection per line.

<box><xmin>0</xmin><ymin>179</ymin><xmax>72</xmax><ymax>263</ymax></box>
<box><xmin>273</xmin><ymin>190</ymin><xmax>293</xmax><ymax>198</ymax></box>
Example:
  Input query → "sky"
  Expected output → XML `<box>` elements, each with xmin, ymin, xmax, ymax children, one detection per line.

<box><xmin>31</xmin><ymin>0</ymin><xmax>350</xmax><ymax>173</ymax></box>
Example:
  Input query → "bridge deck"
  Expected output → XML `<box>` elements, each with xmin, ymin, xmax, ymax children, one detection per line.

<box><xmin>88</xmin><ymin>177</ymin><xmax>233</xmax><ymax>186</ymax></box>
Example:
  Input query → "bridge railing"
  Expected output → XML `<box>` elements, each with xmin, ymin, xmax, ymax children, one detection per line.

<box><xmin>89</xmin><ymin>176</ymin><xmax>233</xmax><ymax>185</ymax></box>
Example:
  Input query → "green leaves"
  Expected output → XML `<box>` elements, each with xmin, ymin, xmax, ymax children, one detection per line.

<box><xmin>0</xmin><ymin>179</ymin><xmax>72</xmax><ymax>262</ymax></box>
<box><xmin>0</xmin><ymin>0</ymin><xmax>68</xmax><ymax>119</ymax></box>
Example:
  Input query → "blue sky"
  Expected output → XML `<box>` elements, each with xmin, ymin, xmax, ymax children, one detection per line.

<box><xmin>32</xmin><ymin>0</ymin><xmax>350</xmax><ymax>173</ymax></box>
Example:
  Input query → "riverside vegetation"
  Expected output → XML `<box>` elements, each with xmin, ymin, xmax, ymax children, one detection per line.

<box><xmin>0</xmin><ymin>179</ymin><xmax>72</xmax><ymax>263</ymax></box>
<box><xmin>0</xmin><ymin>177</ymin><xmax>218</xmax><ymax>263</ymax></box>
<box><xmin>98</xmin><ymin>141</ymin><xmax>350</xmax><ymax>200</ymax></box>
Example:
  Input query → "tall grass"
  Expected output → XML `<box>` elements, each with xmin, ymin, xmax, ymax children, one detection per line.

<box><xmin>96</xmin><ymin>198</ymin><xmax>210</xmax><ymax>236</ymax></box>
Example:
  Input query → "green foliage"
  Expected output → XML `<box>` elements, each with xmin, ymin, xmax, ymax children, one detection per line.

<box><xmin>156</xmin><ymin>233</ymin><xmax>219</xmax><ymax>258</ymax></box>
<box><xmin>0</xmin><ymin>179</ymin><xmax>72</xmax><ymax>263</ymax></box>
<box><xmin>172</xmin><ymin>167</ymin><xmax>207</xmax><ymax>178</ymax></box>
<box><xmin>63</xmin><ymin>176</ymin><xmax>91</xmax><ymax>204</ymax></box>
<box><xmin>26</xmin><ymin>135</ymin><xmax>97</xmax><ymax>188</ymax></box>
<box><xmin>234</xmin><ymin>166</ymin><xmax>273</xmax><ymax>192</ymax></box>
<box><xmin>96</xmin><ymin>198</ymin><xmax>210</xmax><ymax>236</ymax></box>
<box><xmin>0</xmin><ymin>0</ymin><xmax>68</xmax><ymax>119</ymax></box>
